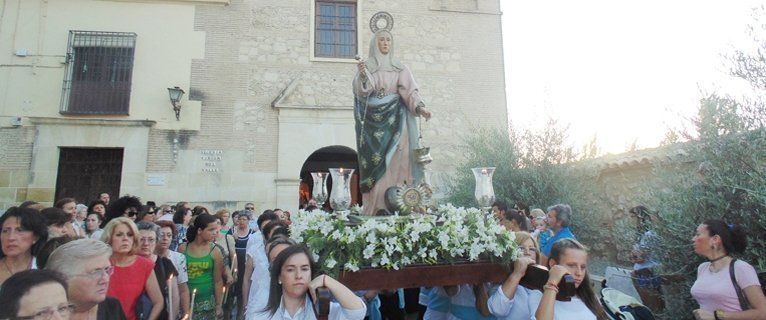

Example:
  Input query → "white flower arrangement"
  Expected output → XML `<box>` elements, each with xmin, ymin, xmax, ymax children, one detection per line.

<box><xmin>291</xmin><ymin>204</ymin><xmax>519</xmax><ymax>275</ymax></box>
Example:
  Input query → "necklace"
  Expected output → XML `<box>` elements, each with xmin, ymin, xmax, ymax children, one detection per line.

<box><xmin>708</xmin><ymin>255</ymin><xmax>730</xmax><ymax>272</ymax></box>
<box><xmin>3</xmin><ymin>256</ymin><xmax>30</xmax><ymax>275</ymax></box>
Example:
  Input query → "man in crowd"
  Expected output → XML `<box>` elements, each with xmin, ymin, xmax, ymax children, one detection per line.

<box><xmin>99</xmin><ymin>192</ymin><xmax>110</xmax><ymax>206</ymax></box>
<box><xmin>540</xmin><ymin>203</ymin><xmax>576</xmax><ymax>265</ymax></box>
<box><xmin>491</xmin><ymin>201</ymin><xmax>509</xmax><ymax>226</ymax></box>
<box><xmin>244</xmin><ymin>203</ymin><xmax>257</xmax><ymax>230</ymax></box>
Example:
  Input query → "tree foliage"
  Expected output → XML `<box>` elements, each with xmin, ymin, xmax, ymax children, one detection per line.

<box><xmin>445</xmin><ymin>119</ymin><xmax>605</xmax><ymax>255</ymax></box>
<box><xmin>643</xmin><ymin>8</ymin><xmax>766</xmax><ymax>319</ymax></box>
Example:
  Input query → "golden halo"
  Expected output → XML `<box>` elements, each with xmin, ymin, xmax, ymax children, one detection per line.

<box><xmin>369</xmin><ymin>11</ymin><xmax>394</xmax><ymax>33</ymax></box>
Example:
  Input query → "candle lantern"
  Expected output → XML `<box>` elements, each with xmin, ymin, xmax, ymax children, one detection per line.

<box><xmin>329</xmin><ymin>168</ymin><xmax>354</xmax><ymax>212</ymax></box>
<box><xmin>471</xmin><ymin>167</ymin><xmax>496</xmax><ymax>211</ymax></box>
<box><xmin>310</xmin><ymin>172</ymin><xmax>329</xmax><ymax>205</ymax></box>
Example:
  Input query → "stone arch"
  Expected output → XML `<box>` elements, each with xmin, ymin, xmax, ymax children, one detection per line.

<box><xmin>298</xmin><ymin>145</ymin><xmax>361</xmax><ymax>209</ymax></box>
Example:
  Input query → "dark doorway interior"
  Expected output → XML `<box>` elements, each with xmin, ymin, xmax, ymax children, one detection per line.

<box><xmin>55</xmin><ymin>147</ymin><xmax>124</xmax><ymax>204</ymax></box>
<box><xmin>299</xmin><ymin>146</ymin><xmax>360</xmax><ymax>209</ymax></box>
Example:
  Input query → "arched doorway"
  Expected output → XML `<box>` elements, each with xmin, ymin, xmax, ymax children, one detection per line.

<box><xmin>299</xmin><ymin>146</ymin><xmax>361</xmax><ymax>210</ymax></box>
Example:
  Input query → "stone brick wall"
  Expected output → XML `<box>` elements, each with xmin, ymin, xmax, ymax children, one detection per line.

<box><xmin>0</xmin><ymin>127</ymin><xmax>35</xmax><ymax>210</ymax></box>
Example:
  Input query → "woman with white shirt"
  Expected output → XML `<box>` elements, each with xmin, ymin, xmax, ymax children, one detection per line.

<box><xmin>254</xmin><ymin>244</ymin><xmax>365</xmax><ymax>320</ymax></box>
<box><xmin>487</xmin><ymin>231</ymin><xmax>540</xmax><ymax>320</ymax></box>
<box><xmin>534</xmin><ymin>238</ymin><xmax>608</xmax><ymax>320</ymax></box>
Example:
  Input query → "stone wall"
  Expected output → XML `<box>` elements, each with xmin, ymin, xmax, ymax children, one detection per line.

<box><xmin>143</xmin><ymin>0</ymin><xmax>509</xmax><ymax>210</ymax></box>
<box><xmin>0</xmin><ymin>127</ymin><xmax>35</xmax><ymax>210</ymax></box>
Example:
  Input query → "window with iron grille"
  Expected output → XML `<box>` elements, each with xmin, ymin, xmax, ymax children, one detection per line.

<box><xmin>60</xmin><ymin>31</ymin><xmax>137</xmax><ymax>115</ymax></box>
<box><xmin>315</xmin><ymin>1</ymin><xmax>357</xmax><ymax>59</ymax></box>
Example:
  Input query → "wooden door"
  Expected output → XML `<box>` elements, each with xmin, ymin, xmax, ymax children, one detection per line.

<box><xmin>55</xmin><ymin>148</ymin><xmax>124</xmax><ymax>203</ymax></box>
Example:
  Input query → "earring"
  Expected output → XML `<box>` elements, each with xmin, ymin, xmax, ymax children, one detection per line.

<box><xmin>278</xmin><ymin>280</ymin><xmax>282</xmax><ymax>285</ymax></box>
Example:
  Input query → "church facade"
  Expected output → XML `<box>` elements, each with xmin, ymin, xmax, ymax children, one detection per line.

<box><xmin>0</xmin><ymin>0</ymin><xmax>508</xmax><ymax>211</ymax></box>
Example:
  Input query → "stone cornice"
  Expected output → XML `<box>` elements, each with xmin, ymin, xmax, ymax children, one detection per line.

<box><xmin>29</xmin><ymin>117</ymin><xmax>156</xmax><ymax>127</ymax></box>
<box><xmin>101</xmin><ymin>0</ymin><xmax>229</xmax><ymax>5</ymax></box>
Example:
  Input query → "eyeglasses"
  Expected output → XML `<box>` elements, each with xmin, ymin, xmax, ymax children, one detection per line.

<box><xmin>140</xmin><ymin>237</ymin><xmax>157</xmax><ymax>243</ymax></box>
<box><xmin>74</xmin><ymin>266</ymin><xmax>114</xmax><ymax>280</ymax></box>
<box><xmin>245</xmin><ymin>207</ymin><xmax>254</xmax><ymax>210</ymax></box>
<box><xmin>15</xmin><ymin>303</ymin><xmax>75</xmax><ymax>320</ymax></box>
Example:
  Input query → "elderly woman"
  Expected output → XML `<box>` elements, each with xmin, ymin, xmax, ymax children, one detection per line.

<box><xmin>0</xmin><ymin>207</ymin><xmax>47</xmax><ymax>286</ymax></box>
<box><xmin>156</xmin><ymin>220</ymin><xmax>191</xmax><ymax>319</ymax></box>
<box><xmin>353</xmin><ymin>28</ymin><xmax>433</xmax><ymax>216</ymax></box>
<box><xmin>0</xmin><ymin>269</ymin><xmax>72</xmax><ymax>319</ymax></box>
<box><xmin>137</xmin><ymin>221</ymin><xmax>180</xmax><ymax>320</ymax></box>
<box><xmin>46</xmin><ymin>238</ymin><xmax>127</xmax><ymax>319</ymax></box>
<box><xmin>102</xmin><ymin>217</ymin><xmax>164</xmax><ymax>320</ymax></box>
<box><xmin>256</xmin><ymin>244</ymin><xmax>365</xmax><ymax>319</ymax></box>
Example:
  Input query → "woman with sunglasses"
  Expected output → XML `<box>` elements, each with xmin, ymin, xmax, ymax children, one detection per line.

<box><xmin>46</xmin><ymin>238</ymin><xmax>127</xmax><ymax>320</ymax></box>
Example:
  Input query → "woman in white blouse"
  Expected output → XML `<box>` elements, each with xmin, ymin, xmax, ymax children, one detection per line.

<box><xmin>254</xmin><ymin>244</ymin><xmax>365</xmax><ymax>320</ymax></box>
<box><xmin>535</xmin><ymin>238</ymin><xmax>608</xmax><ymax>320</ymax></box>
<box><xmin>487</xmin><ymin>231</ymin><xmax>540</xmax><ymax>319</ymax></box>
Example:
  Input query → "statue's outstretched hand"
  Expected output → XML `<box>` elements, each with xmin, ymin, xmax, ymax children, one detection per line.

<box><xmin>418</xmin><ymin>107</ymin><xmax>432</xmax><ymax>121</ymax></box>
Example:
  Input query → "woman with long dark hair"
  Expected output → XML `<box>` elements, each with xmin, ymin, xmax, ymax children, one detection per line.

<box><xmin>690</xmin><ymin>219</ymin><xmax>766</xmax><ymax>320</ymax></box>
<box><xmin>171</xmin><ymin>207</ymin><xmax>192</xmax><ymax>251</ymax></box>
<box><xmin>255</xmin><ymin>244</ymin><xmax>365</xmax><ymax>319</ymax></box>
<box><xmin>0</xmin><ymin>207</ymin><xmax>47</xmax><ymax>287</ymax></box>
<box><xmin>178</xmin><ymin>214</ymin><xmax>224</xmax><ymax>320</ymax></box>
<box><xmin>534</xmin><ymin>238</ymin><xmax>608</xmax><ymax>320</ymax></box>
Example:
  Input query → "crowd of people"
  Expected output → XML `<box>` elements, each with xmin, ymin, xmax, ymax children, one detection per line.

<box><xmin>0</xmin><ymin>194</ymin><xmax>764</xmax><ymax>320</ymax></box>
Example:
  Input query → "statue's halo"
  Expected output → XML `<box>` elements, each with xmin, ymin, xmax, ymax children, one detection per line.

<box><xmin>369</xmin><ymin>11</ymin><xmax>394</xmax><ymax>33</ymax></box>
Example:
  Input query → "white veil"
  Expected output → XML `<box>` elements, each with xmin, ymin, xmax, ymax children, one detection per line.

<box><xmin>366</xmin><ymin>30</ymin><xmax>404</xmax><ymax>73</ymax></box>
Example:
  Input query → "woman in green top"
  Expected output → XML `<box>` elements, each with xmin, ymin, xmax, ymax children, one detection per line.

<box><xmin>179</xmin><ymin>214</ymin><xmax>224</xmax><ymax>320</ymax></box>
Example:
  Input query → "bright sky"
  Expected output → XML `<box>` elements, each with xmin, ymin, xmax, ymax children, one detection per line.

<box><xmin>501</xmin><ymin>0</ymin><xmax>764</xmax><ymax>154</ymax></box>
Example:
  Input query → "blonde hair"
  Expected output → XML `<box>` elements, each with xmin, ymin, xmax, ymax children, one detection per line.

<box><xmin>530</xmin><ymin>208</ymin><xmax>546</xmax><ymax>219</ymax></box>
<box><xmin>215</xmin><ymin>209</ymin><xmax>230</xmax><ymax>218</ymax></box>
<box><xmin>100</xmin><ymin>217</ymin><xmax>140</xmax><ymax>255</ymax></box>
<box><xmin>514</xmin><ymin>231</ymin><xmax>540</xmax><ymax>264</ymax></box>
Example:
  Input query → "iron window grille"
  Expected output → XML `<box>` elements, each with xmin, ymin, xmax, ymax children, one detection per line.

<box><xmin>60</xmin><ymin>31</ymin><xmax>137</xmax><ymax>115</ymax></box>
<box><xmin>315</xmin><ymin>1</ymin><xmax>356</xmax><ymax>59</ymax></box>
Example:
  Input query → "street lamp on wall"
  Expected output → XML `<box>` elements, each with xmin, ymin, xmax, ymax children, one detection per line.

<box><xmin>167</xmin><ymin>86</ymin><xmax>185</xmax><ymax>121</ymax></box>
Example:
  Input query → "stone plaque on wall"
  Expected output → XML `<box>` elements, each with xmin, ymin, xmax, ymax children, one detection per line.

<box><xmin>200</xmin><ymin>149</ymin><xmax>224</xmax><ymax>173</ymax></box>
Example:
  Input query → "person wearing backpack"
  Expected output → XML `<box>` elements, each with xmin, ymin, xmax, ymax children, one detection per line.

<box><xmin>691</xmin><ymin>219</ymin><xmax>766</xmax><ymax>320</ymax></box>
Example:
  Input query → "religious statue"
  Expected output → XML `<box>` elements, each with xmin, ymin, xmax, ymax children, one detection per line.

<box><xmin>353</xmin><ymin>12</ymin><xmax>433</xmax><ymax>216</ymax></box>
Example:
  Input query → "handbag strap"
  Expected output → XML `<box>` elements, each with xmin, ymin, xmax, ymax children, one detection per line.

<box><xmin>729</xmin><ymin>258</ymin><xmax>751</xmax><ymax>310</ymax></box>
